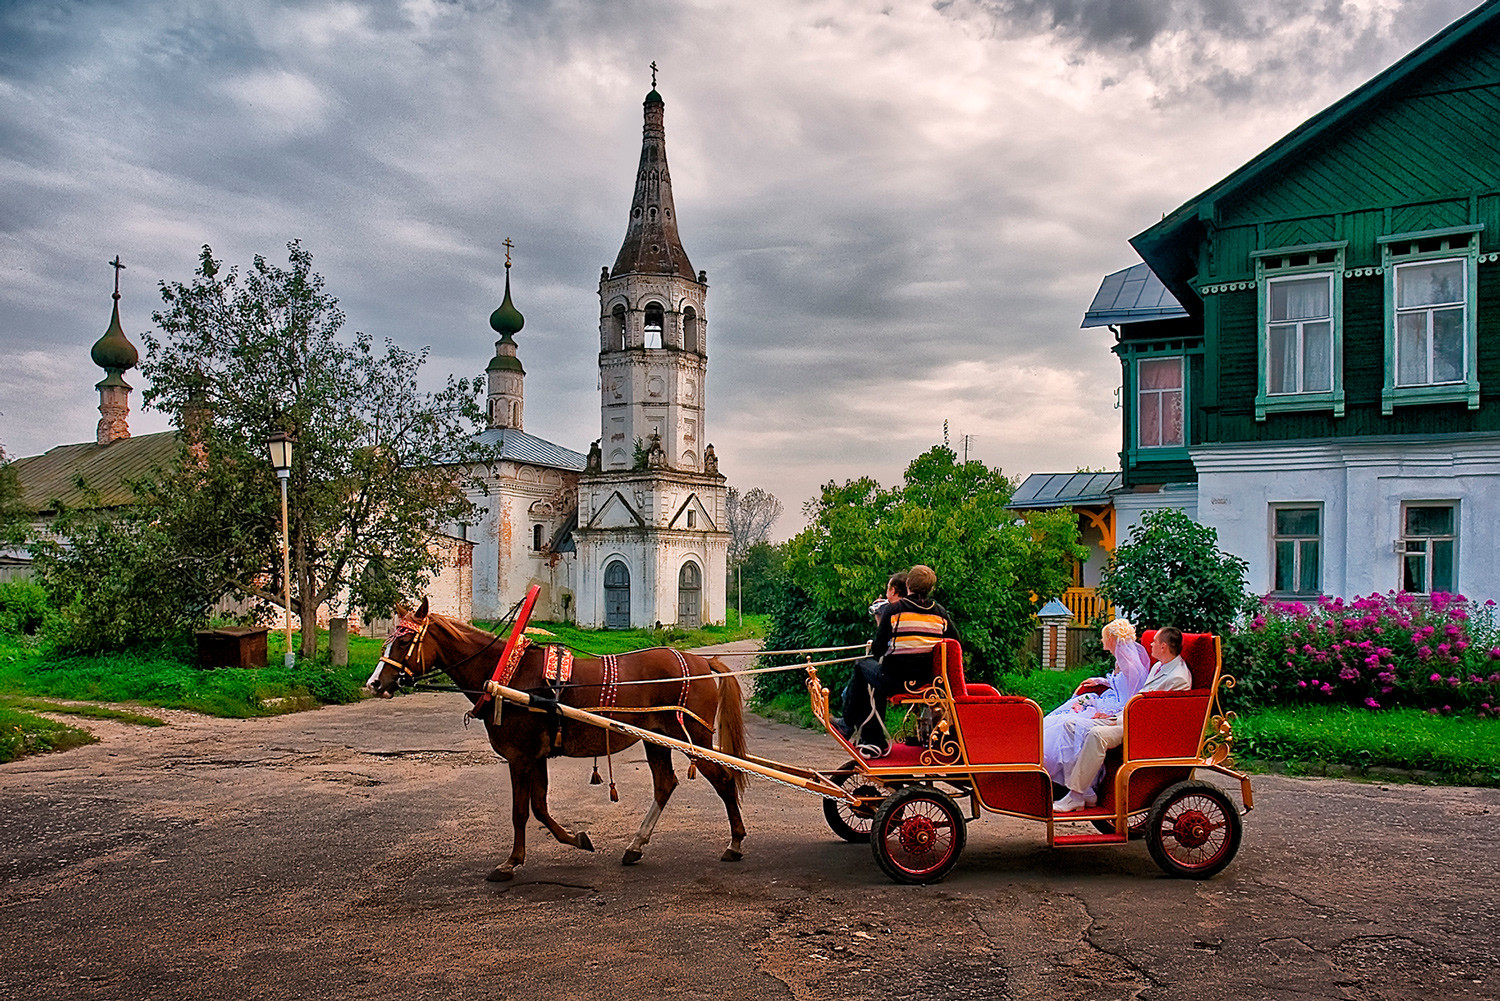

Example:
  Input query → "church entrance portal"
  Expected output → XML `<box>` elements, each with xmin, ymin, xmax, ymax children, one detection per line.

<box><xmin>678</xmin><ymin>562</ymin><xmax>702</xmax><ymax>628</ymax></box>
<box><xmin>604</xmin><ymin>560</ymin><xmax>630</xmax><ymax>629</ymax></box>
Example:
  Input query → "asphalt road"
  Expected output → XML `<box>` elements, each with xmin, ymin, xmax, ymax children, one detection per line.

<box><xmin>1</xmin><ymin>689</ymin><xmax>1496</xmax><ymax>1001</ymax></box>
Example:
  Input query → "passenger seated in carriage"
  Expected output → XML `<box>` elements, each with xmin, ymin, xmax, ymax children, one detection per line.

<box><xmin>1047</xmin><ymin>624</ymin><xmax>1192</xmax><ymax>813</ymax></box>
<box><xmin>837</xmin><ymin>564</ymin><xmax>959</xmax><ymax>758</ymax></box>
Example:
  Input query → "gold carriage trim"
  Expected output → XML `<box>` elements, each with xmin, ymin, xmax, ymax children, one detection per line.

<box><xmin>1202</xmin><ymin>674</ymin><xmax>1238</xmax><ymax>761</ymax></box>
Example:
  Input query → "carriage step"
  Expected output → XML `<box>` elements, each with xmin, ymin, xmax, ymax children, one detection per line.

<box><xmin>1052</xmin><ymin>832</ymin><xmax>1128</xmax><ymax>847</ymax></box>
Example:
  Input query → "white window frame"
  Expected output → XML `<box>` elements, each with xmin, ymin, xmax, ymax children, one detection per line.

<box><xmin>1399</xmin><ymin>502</ymin><xmax>1457</xmax><ymax>595</ymax></box>
<box><xmin>1253</xmin><ymin>242</ymin><xmax>1345</xmax><ymax>420</ymax></box>
<box><xmin>1380</xmin><ymin>226</ymin><xmax>1481</xmax><ymax>414</ymax></box>
<box><xmin>1271</xmin><ymin>504</ymin><xmax>1322</xmax><ymax>596</ymax></box>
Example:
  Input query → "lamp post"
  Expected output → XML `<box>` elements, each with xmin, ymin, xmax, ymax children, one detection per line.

<box><xmin>267</xmin><ymin>432</ymin><xmax>296</xmax><ymax>668</ymax></box>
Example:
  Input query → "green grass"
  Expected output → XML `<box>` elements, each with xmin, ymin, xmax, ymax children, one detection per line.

<box><xmin>0</xmin><ymin>696</ymin><xmax>165</xmax><ymax>726</ymax></box>
<box><xmin>0</xmin><ymin>704</ymin><xmax>98</xmax><ymax>763</ymax></box>
<box><xmin>483</xmin><ymin>612</ymin><xmax>769</xmax><ymax>657</ymax></box>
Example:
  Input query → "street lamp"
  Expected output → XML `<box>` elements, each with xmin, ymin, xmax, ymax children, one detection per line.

<box><xmin>267</xmin><ymin>432</ymin><xmax>296</xmax><ymax>668</ymax></box>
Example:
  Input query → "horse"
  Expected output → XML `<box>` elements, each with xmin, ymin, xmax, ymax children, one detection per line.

<box><xmin>364</xmin><ymin>599</ymin><xmax>749</xmax><ymax>881</ymax></box>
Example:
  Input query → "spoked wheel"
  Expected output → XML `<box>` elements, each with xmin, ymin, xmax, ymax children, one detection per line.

<box><xmin>870</xmin><ymin>786</ymin><xmax>966</xmax><ymax>884</ymax></box>
<box><xmin>1091</xmin><ymin>811</ymin><xmax>1149</xmax><ymax>840</ymax></box>
<box><xmin>1145</xmin><ymin>781</ymin><xmax>1243</xmax><ymax>879</ymax></box>
<box><xmin>823</xmin><ymin>759</ymin><xmax>890</xmax><ymax>843</ymax></box>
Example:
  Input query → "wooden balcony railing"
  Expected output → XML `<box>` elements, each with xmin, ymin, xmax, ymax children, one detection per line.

<box><xmin>1061</xmin><ymin>587</ymin><xmax>1112</xmax><ymax>625</ymax></box>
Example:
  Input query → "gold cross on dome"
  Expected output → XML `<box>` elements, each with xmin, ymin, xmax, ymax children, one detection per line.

<box><xmin>650</xmin><ymin>61</ymin><xmax>658</xmax><ymax>88</ymax></box>
<box><xmin>109</xmin><ymin>254</ymin><xmax>126</xmax><ymax>297</ymax></box>
<box><xmin>503</xmin><ymin>238</ymin><xmax>513</xmax><ymax>267</ymax></box>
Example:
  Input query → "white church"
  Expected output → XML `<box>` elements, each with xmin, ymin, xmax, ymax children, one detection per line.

<box><xmin>457</xmin><ymin>84</ymin><xmax>730</xmax><ymax>629</ymax></box>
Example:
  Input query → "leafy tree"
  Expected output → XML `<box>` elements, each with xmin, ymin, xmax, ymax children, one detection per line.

<box><xmin>0</xmin><ymin>439</ymin><xmax>25</xmax><ymax>548</ymax></box>
<box><xmin>759</xmin><ymin>444</ymin><xmax>1085</xmax><ymax>695</ymax></box>
<box><xmin>725</xmin><ymin>486</ymin><xmax>783</xmax><ymax>561</ymax></box>
<box><xmin>1097</xmin><ymin>507</ymin><xmax>1250</xmax><ymax>635</ymax></box>
<box><xmin>726</xmin><ymin>540</ymin><xmax>785</xmax><ymax>616</ymax></box>
<box><xmin>132</xmin><ymin>241</ymin><xmax>490</xmax><ymax>659</ymax></box>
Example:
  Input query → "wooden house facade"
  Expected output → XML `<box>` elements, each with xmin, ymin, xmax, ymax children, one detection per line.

<box><xmin>1108</xmin><ymin>1</ymin><xmax>1500</xmax><ymax>601</ymax></box>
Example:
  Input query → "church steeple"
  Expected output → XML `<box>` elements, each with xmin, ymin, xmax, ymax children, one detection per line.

<box><xmin>91</xmin><ymin>255</ymin><xmax>139</xmax><ymax>446</ymax></box>
<box><xmin>486</xmin><ymin>241</ymin><xmax>526</xmax><ymax>430</ymax></box>
<box><xmin>611</xmin><ymin>75</ymin><xmax>695</xmax><ymax>280</ymax></box>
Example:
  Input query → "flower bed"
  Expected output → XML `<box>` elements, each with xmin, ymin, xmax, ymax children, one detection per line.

<box><xmin>1229</xmin><ymin>591</ymin><xmax>1500</xmax><ymax>716</ymax></box>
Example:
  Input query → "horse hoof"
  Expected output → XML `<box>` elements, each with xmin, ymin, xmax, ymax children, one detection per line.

<box><xmin>577</xmin><ymin>832</ymin><xmax>595</xmax><ymax>853</ymax></box>
<box><xmin>721</xmin><ymin>848</ymin><xmax>744</xmax><ymax>863</ymax></box>
<box><xmin>621</xmin><ymin>849</ymin><xmax>643</xmax><ymax>866</ymax></box>
<box><xmin>486</xmin><ymin>866</ymin><xmax>516</xmax><ymax>882</ymax></box>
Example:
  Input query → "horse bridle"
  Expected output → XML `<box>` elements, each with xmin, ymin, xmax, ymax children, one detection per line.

<box><xmin>380</xmin><ymin>618</ymin><xmax>432</xmax><ymax>686</ymax></box>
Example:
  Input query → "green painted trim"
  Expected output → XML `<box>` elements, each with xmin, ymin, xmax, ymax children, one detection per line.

<box><xmin>1250</xmin><ymin>240</ymin><xmax>1349</xmax><ymax>260</ymax></box>
<box><xmin>1255</xmin><ymin>251</ymin><xmax>1346</xmax><ymax>420</ymax></box>
<box><xmin>1377</xmin><ymin>223</ymin><xmax>1484</xmax><ymax>245</ymax></box>
<box><xmin>1380</xmin><ymin>232</ymin><xmax>1481</xmax><ymax>415</ymax></box>
<box><xmin>1127</xmin><ymin>354</ymin><xmax>1189</xmax><ymax>463</ymax></box>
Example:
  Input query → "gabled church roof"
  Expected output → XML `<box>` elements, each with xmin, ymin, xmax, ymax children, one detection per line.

<box><xmin>470</xmin><ymin>427</ymin><xmax>586</xmax><ymax>472</ymax></box>
<box><xmin>11</xmin><ymin>430</ymin><xmax>179</xmax><ymax>514</ymax></box>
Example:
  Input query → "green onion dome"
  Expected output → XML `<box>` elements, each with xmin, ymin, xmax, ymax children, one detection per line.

<box><xmin>489</xmin><ymin>269</ymin><xmax>525</xmax><ymax>337</ymax></box>
<box><xmin>91</xmin><ymin>297</ymin><xmax>139</xmax><ymax>371</ymax></box>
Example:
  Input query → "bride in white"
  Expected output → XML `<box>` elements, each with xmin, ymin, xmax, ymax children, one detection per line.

<box><xmin>1041</xmin><ymin>618</ymin><xmax>1151</xmax><ymax>798</ymax></box>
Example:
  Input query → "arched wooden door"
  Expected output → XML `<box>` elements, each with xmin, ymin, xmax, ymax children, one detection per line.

<box><xmin>678</xmin><ymin>561</ymin><xmax>702</xmax><ymax>628</ymax></box>
<box><xmin>604</xmin><ymin>560</ymin><xmax>630</xmax><ymax>629</ymax></box>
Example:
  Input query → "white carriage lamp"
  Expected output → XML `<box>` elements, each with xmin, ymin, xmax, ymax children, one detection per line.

<box><xmin>267</xmin><ymin>431</ymin><xmax>297</xmax><ymax>668</ymax></box>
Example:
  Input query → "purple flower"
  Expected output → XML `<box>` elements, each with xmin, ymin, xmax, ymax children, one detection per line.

<box><xmin>1341</xmin><ymin>666</ymin><xmax>1361</xmax><ymax>681</ymax></box>
<box><xmin>1321</xmin><ymin>683</ymin><xmax>1334</xmax><ymax>693</ymax></box>
<box><xmin>1365</xmin><ymin>697</ymin><xmax>1380</xmax><ymax>709</ymax></box>
<box><xmin>1297</xmin><ymin>680</ymin><xmax>1308</xmax><ymax>688</ymax></box>
<box><xmin>1430</xmin><ymin>672</ymin><xmax>1443</xmax><ymax>682</ymax></box>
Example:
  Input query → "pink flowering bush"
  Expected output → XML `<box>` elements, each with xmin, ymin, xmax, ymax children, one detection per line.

<box><xmin>1227</xmin><ymin>592</ymin><xmax>1500</xmax><ymax>715</ymax></box>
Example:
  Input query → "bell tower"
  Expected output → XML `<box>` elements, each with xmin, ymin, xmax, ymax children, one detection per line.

<box><xmin>573</xmin><ymin>75</ymin><xmax>729</xmax><ymax>629</ymax></box>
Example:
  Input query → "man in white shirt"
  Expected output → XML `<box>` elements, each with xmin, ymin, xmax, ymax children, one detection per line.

<box><xmin>1052</xmin><ymin>625</ymin><xmax>1194</xmax><ymax>813</ymax></box>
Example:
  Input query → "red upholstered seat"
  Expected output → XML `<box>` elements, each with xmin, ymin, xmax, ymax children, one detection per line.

<box><xmin>1125</xmin><ymin>631</ymin><xmax>1220</xmax><ymax>761</ymax></box>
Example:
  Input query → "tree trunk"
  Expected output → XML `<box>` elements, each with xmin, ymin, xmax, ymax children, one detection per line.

<box><xmin>295</xmin><ymin>531</ymin><xmax>319</xmax><ymax>661</ymax></box>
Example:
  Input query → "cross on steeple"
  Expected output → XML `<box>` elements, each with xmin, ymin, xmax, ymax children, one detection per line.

<box><xmin>650</xmin><ymin>61</ymin><xmax>658</xmax><ymax>88</ymax></box>
<box><xmin>109</xmin><ymin>255</ymin><xmax>125</xmax><ymax>300</ymax></box>
<box><xmin>503</xmin><ymin>237</ymin><xmax>513</xmax><ymax>268</ymax></box>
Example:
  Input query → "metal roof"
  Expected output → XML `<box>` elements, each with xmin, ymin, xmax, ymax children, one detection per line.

<box><xmin>469</xmin><ymin>428</ymin><xmax>587</xmax><ymax>471</ymax></box>
<box><xmin>1007</xmin><ymin>471</ymin><xmax>1121</xmax><ymax>510</ymax></box>
<box><xmin>1080</xmin><ymin>263</ymin><xmax>1188</xmax><ymax>328</ymax></box>
<box><xmin>11</xmin><ymin>431</ymin><xmax>180</xmax><ymax>513</ymax></box>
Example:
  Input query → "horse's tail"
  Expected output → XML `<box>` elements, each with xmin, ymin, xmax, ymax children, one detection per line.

<box><xmin>709</xmin><ymin>657</ymin><xmax>749</xmax><ymax>794</ymax></box>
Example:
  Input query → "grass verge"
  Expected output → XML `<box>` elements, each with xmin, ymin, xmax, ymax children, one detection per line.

<box><xmin>0</xmin><ymin>697</ymin><xmax>166</xmax><ymax>726</ymax></box>
<box><xmin>487</xmin><ymin>612</ymin><xmax>769</xmax><ymax>657</ymax></box>
<box><xmin>0</xmin><ymin>704</ymin><xmax>98</xmax><ymax>763</ymax></box>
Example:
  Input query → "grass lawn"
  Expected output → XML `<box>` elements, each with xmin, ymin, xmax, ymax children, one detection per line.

<box><xmin>759</xmin><ymin>661</ymin><xmax>1500</xmax><ymax>787</ymax></box>
<box><xmin>0</xmin><ymin>613</ymin><xmax>768</xmax><ymax>762</ymax></box>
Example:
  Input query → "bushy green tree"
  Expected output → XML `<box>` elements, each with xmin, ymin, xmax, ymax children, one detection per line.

<box><xmin>759</xmin><ymin>444</ymin><xmax>1085</xmax><ymax>696</ymax></box>
<box><xmin>727</xmin><ymin>540</ymin><xmax>785</xmax><ymax>616</ymax></box>
<box><xmin>0</xmin><ymin>439</ymin><xmax>26</xmax><ymax>549</ymax></box>
<box><xmin>1097</xmin><ymin>507</ymin><xmax>1249</xmax><ymax>635</ymax></box>
<box><xmin>124</xmin><ymin>241</ymin><xmax>491</xmax><ymax>659</ymax></box>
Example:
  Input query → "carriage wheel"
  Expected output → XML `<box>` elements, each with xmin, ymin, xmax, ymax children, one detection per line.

<box><xmin>870</xmin><ymin>786</ymin><xmax>966</xmax><ymax>884</ymax></box>
<box><xmin>1144</xmin><ymin>781</ymin><xmax>1242</xmax><ymax>879</ymax></box>
<box><xmin>823</xmin><ymin>760</ymin><xmax>890</xmax><ymax>843</ymax></box>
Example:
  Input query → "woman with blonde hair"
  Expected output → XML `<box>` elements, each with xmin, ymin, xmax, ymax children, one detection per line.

<box><xmin>1041</xmin><ymin>617</ymin><xmax>1151</xmax><ymax>801</ymax></box>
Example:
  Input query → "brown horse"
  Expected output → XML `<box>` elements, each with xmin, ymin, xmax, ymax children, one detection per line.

<box><xmin>365</xmin><ymin>599</ymin><xmax>749</xmax><ymax>881</ymax></box>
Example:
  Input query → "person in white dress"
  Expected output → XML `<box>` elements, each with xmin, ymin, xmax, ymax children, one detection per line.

<box><xmin>1042</xmin><ymin>618</ymin><xmax>1150</xmax><ymax>793</ymax></box>
<box><xmin>1051</xmin><ymin>625</ymin><xmax>1193</xmax><ymax>813</ymax></box>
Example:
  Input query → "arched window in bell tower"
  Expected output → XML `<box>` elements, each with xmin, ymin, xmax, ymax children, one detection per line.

<box><xmin>610</xmin><ymin>304</ymin><xmax>626</xmax><ymax>351</ymax></box>
<box><xmin>644</xmin><ymin>302</ymin><xmax>664</xmax><ymax>349</ymax></box>
<box><xmin>682</xmin><ymin>306</ymin><xmax>698</xmax><ymax>354</ymax></box>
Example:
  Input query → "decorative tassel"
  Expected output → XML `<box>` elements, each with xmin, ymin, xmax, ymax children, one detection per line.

<box><xmin>687</xmin><ymin>761</ymin><xmax>698</xmax><ymax>780</ymax></box>
<box><xmin>609</xmin><ymin>782</ymin><xmax>620</xmax><ymax>803</ymax></box>
<box><xmin>590</xmin><ymin>758</ymin><xmax>603</xmax><ymax>785</ymax></box>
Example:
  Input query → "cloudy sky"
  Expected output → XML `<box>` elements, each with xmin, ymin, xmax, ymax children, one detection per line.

<box><xmin>0</xmin><ymin>0</ymin><xmax>1482</xmax><ymax>536</ymax></box>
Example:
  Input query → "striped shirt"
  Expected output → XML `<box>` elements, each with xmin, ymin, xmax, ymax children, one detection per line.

<box><xmin>872</xmin><ymin>596</ymin><xmax>959</xmax><ymax>663</ymax></box>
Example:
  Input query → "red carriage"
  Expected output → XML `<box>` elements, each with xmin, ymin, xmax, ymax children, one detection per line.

<box><xmin>370</xmin><ymin>586</ymin><xmax>1252</xmax><ymax>885</ymax></box>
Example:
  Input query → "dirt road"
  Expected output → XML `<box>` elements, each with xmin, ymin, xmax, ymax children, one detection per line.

<box><xmin>1</xmin><ymin>691</ymin><xmax>1496</xmax><ymax>1001</ymax></box>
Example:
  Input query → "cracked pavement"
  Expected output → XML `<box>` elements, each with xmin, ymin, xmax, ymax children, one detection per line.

<box><xmin>0</xmin><ymin>693</ymin><xmax>1496</xmax><ymax>1000</ymax></box>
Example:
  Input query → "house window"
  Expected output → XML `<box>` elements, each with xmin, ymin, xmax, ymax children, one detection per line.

<box><xmin>1253</xmin><ymin>242</ymin><xmax>1345</xmax><ymax>419</ymax></box>
<box><xmin>1137</xmin><ymin>357</ymin><xmax>1184</xmax><ymax>449</ymax></box>
<box><xmin>1266</xmin><ymin>276</ymin><xmax>1333</xmax><ymax>395</ymax></box>
<box><xmin>1379</xmin><ymin>226</ymin><xmax>1481</xmax><ymax>414</ymax></box>
<box><xmin>1394</xmin><ymin>259</ymin><xmax>1466</xmax><ymax>386</ymax></box>
<box><xmin>1272</xmin><ymin>506</ymin><xmax>1321</xmax><ymax>595</ymax></box>
<box><xmin>1400</xmin><ymin>503</ymin><xmax>1456</xmax><ymax>595</ymax></box>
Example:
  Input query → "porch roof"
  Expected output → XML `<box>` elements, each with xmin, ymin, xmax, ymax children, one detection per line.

<box><xmin>1007</xmin><ymin>471</ymin><xmax>1121</xmax><ymax>510</ymax></box>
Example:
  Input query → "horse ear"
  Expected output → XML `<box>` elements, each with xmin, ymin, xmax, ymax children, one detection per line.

<box><xmin>415</xmin><ymin>597</ymin><xmax>430</xmax><ymax>619</ymax></box>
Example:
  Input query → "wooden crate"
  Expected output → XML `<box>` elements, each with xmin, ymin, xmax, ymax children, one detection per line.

<box><xmin>195</xmin><ymin>627</ymin><xmax>269</xmax><ymax>669</ymax></box>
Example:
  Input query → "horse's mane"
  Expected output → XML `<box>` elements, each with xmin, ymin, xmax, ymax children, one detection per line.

<box><xmin>425</xmin><ymin>612</ymin><xmax>498</xmax><ymax>646</ymax></box>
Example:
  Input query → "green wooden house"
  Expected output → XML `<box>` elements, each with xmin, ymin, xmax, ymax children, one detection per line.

<box><xmin>1101</xmin><ymin>0</ymin><xmax>1500</xmax><ymax>601</ymax></box>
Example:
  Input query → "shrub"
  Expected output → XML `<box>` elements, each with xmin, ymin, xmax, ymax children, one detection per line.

<box><xmin>1227</xmin><ymin>591</ymin><xmax>1500</xmax><ymax>715</ymax></box>
<box><xmin>1098</xmin><ymin>507</ymin><xmax>1250</xmax><ymax>635</ymax></box>
<box><xmin>0</xmin><ymin>580</ymin><xmax>54</xmax><ymax>637</ymax></box>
